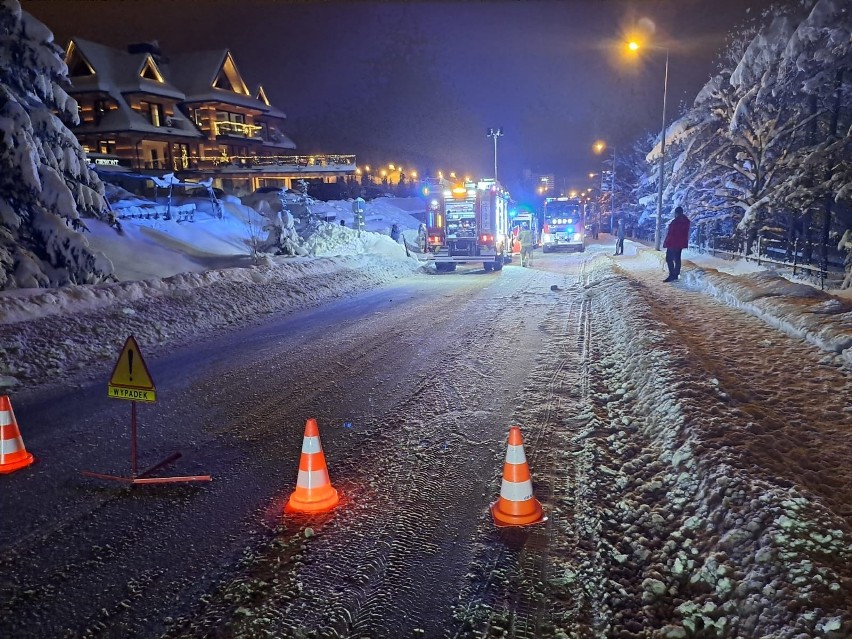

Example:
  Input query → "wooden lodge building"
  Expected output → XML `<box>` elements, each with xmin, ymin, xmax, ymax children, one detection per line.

<box><xmin>63</xmin><ymin>39</ymin><xmax>355</xmax><ymax>194</ymax></box>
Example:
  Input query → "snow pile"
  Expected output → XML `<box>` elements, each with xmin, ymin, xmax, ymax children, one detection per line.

<box><xmin>301</xmin><ymin>222</ymin><xmax>408</xmax><ymax>258</ymax></box>
<box><xmin>0</xmin><ymin>190</ymin><xmax>425</xmax><ymax>390</ymax></box>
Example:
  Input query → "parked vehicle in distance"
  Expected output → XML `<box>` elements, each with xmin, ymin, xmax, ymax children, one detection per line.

<box><xmin>541</xmin><ymin>197</ymin><xmax>585</xmax><ymax>253</ymax></box>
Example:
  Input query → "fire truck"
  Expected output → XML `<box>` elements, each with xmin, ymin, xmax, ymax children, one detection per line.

<box><xmin>425</xmin><ymin>179</ymin><xmax>511</xmax><ymax>272</ymax></box>
<box><xmin>541</xmin><ymin>197</ymin><xmax>585</xmax><ymax>252</ymax></box>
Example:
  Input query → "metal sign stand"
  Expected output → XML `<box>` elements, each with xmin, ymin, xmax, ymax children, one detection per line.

<box><xmin>82</xmin><ymin>336</ymin><xmax>211</xmax><ymax>485</ymax></box>
<box><xmin>82</xmin><ymin>400</ymin><xmax>210</xmax><ymax>484</ymax></box>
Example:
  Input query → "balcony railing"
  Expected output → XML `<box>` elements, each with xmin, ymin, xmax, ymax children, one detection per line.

<box><xmin>212</xmin><ymin>120</ymin><xmax>262</xmax><ymax>138</ymax></box>
<box><xmin>203</xmin><ymin>154</ymin><xmax>356</xmax><ymax>170</ymax></box>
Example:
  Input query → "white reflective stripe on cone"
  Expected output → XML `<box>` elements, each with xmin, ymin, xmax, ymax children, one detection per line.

<box><xmin>1</xmin><ymin>436</ymin><xmax>23</xmax><ymax>455</ymax></box>
<box><xmin>504</xmin><ymin>443</ymin><xmax>526</xmax><ymax>464</ymax></box>
<box><xmin>500</xmin><ymin>479</ymin><xmax>534</xmax><ymax>502</ymax></box>
<box><xmin>301</xmin><ymin>436</ymin><xmax>321</xmax><ymax>454</ymax></box>
<box><xmin>0</xmin><ymin>409</ymin><xmax>12</xmax><ymax>427</ymax></box>
<box><xmin>297</xmin><ymin>469</ymin><xmax>329</xmax><ymax>489</ymax></box>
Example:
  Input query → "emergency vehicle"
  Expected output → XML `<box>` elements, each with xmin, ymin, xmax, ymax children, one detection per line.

<box><xmin>541</xmin><ymin>197</ymin><xmax>585</xmax><ymax>252</ymax></box>
<box><xmin>425</xmin><ymin>179</ymin><xmax>511</xmax><ymax>272</ymax></box>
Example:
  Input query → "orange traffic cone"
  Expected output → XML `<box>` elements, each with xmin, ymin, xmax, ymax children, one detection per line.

<box><xmin>491</xmin><ymin>425</ymin><xmax>545</xmax><ymax>527</ymax></box>
<box><xmin>0</xmin><ymin>395</ymin><xmax>35</xmax><ymax>474</ymax></box>
<box><xmin>285</xmin><ymin>418</ymin><xmax>339</xmax><ymax>514</ymax></box>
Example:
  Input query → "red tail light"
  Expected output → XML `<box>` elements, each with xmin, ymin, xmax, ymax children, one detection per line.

<box><xmin>543</xmin><ymin>223</ymin><xmax>550</xmax><ymax>234</ymax></box>
<box><xmin>480</xmin><ymin>234</ymin><xmax>493</xmax><ymax>244</ymax></box>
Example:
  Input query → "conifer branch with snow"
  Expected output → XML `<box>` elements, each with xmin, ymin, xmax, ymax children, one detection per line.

<box><xmin>0</xmin><ymin>0</ymin><xmax>116</xmax><ymax>289</ymax></box>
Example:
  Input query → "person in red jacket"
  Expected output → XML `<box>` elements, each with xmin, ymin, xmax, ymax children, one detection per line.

<box><xmin>662</xmin><ymin>206</ymin><xmax>690</xmax><ymax>282</ymax></box>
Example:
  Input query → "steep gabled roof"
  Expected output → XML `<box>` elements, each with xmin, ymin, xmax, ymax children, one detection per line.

<box><xmin>255</xmin><ymin>85</ymin><xmax>270</xmax><ymax>105</ymax></box>
<box><xmin>165</xmin><ymin>49</ymin><xmax>273</xmax><ymax>112</ymax></box>
<box><xmin>66</xmin><ymin>38</ymin><xmax>185</xmax><ymax>100</ymax></box>
<box><xmin>253</xmin><ymin>84</ymin><xmax>288</xmax><ymax>120</ymax></box>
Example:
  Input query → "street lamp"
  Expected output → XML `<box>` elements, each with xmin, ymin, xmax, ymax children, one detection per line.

<box><xmin>487</xmin><ymin>127</ymin><xmax>504</xmax><ymax>181</ymax></box>
<box><xmin>628</xmin><ymin>40</ymin><xmax>670</xmax><ymax>251</ymax></box>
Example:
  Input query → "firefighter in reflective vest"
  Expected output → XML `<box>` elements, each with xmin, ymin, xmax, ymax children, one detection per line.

<box><xmin>519</xmin><ymin>224</ymin><xmax>534</xmax><ymax>267</ymax></box>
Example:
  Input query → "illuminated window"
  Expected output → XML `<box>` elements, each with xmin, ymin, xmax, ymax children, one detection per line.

<box><xmin>139</xmin><ymin>57</ymin><xmax>164</xmax><ymax>82</ymax></box>
<box><xmin>213</xmin><ymin>71</ymin><xmax>236</xmax><ymax>92</ymax></box>
<box><xmin>66</xmin><ymin>42</ymin><xmax>95</xmax><ymax>77</ymax></box>
<box><xmin>140</xmin><ymin>101</ymin><xmax>164</xmax><ymax>127</ymax></box>
<box><xmin>212</xmin><ymin>53</ymin><xmax>250</xmax><ymax>95</ymax></box>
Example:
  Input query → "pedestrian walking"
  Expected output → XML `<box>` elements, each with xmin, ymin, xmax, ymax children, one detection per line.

<box><xmin>662</xmin><ymin>206</ymin><xmax>690</xmax><ymax>282</ymax></box>
<box><xmin>614</xmin><ymin>218</ymin><xmax>625</xmax><ymax>255</ymax></box>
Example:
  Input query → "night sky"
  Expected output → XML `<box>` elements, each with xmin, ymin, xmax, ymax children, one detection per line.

<box><xmin>23</xmin><ymin>0</ymin><xmax>789</xmax><ymax>194</ymax></box>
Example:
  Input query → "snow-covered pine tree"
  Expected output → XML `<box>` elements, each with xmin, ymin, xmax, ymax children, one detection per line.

<box><xmin>660</xmin><ymin>2</ymin><xmax>845</xmax><ymax>256</ymax></box>
<box><xmin>773</xmin><ymin>0</ymin><xmax>851</xmax><ymax>266</ymax></box>
<box><xmin>618</xmin><ymin>134</ymin><xmax>657</xmax><ymax>239</ymax></box>
<box><xmin>0</xmin><ymin>0</ymin><xmax>115</xmax><ymax>289</ymax></box>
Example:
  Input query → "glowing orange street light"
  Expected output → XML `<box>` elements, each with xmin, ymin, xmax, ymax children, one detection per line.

<box><xmin>625</xmin><ymin>36</ymin><xmax>670</xmax><ymax>250</ymax></box>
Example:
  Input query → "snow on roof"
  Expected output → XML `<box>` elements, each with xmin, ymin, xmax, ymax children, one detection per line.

<box><xmin>69</xmin><ymin>38</ymin><xmax>185</xmax><ymax>100</ymax></box>
<box><xmin>164</xmin><ymin>49</ymin><xmax>275</xmax><ymax>113</ymax></box>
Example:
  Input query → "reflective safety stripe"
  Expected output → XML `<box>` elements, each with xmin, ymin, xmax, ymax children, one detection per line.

<box><xmin>297</xmin><ymin>468</ymin><xmax>330</xmax><ymax>489</ymax></box>
<box><xmin>500</xmin><ymin>478</ymin><xmax>534</xmax><ymax>502</ymax></box>
<box><xmin>1</xmin><ymin>436</ymin><xmax>23</xmax><ymax>455</ymax></box>
<box><xmin>0</xmin><ymin>409</ymin><xmax>12</xmax><ymax>427</ymax></box>
<box><xmin>301</xmin><ymin>436</ymin><xmax>321</xmax><ymax>454</ymax></box>
<box><xmin>505</xmin><ymin>444</ymin><xmax>526</xmax><ymax>464</ymax></box>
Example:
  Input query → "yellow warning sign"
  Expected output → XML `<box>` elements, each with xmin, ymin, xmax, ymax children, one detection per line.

<box><xmin>107</xmin><ymin>335</ymin><xmax>156</xmax><ymax>402</ymax></box>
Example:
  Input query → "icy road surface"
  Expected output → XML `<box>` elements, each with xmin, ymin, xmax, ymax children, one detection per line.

<box><xmin>1</xmin><ymin>249</ymin><xmax>850</xmax><ymax>639</ymax></box>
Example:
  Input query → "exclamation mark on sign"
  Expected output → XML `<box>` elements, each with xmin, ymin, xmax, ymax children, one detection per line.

<box><xmin>128</xmin><ymin>348</ymin><xmax>134</xmax><ymax>382</ymax></box>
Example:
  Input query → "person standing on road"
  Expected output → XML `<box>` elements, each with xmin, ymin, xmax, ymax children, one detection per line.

<box><xmin>614</xmin><ymin>218</ymin><xmax>625</xmax><ymax>255</ymax></box>
<box><xmin>417</xmin><ymin>223</ymin><xmax>428</xmax><ymax>253</ymax></box>
<box><xmin>390</xmin><ymin>222</ymin><xmax>402</xmax><ymax>243</ymax></box>
<box><xmin>519</xmin><ymin>224</ymin><xmax>534</xmax><ymax>267</ymax></box>
<box><xmin>663</xmin><ymin>206</ymin><xmax>690</xmax><ymax>282</ymax></box>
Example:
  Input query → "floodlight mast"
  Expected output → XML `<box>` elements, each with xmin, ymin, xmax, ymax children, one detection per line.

<box><xmin>487</xmin><ymin>127</ymin><xmax>504</xmax><ymax>181</ymax></box>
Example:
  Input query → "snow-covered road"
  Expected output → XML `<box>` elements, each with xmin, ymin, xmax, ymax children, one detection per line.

<box><xmin>1</xmin><ymin>247</ymin><xmax>849</xmax><ymax>639</ymax></box>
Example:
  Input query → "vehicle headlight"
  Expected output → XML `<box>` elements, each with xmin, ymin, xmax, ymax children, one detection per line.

<box><xmin>573</xmin><ymin>233</ymin><xmax>582</xmax><ymax>241</ymax></box>
<box><xmin>542</xmin><ymin>233</ymin><xmax>552</xmax><ymax>243</ymax></box>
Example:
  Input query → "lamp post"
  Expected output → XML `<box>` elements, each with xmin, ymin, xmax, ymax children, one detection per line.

<box><xmin>629</xmin><ymin>40</ymin><xmax>670</xmax><ymax>251</ymax></box>
<box><xmin>487</xmin><ymin>127</ymin><xmax>504</xmax><ymax>181</ymax></box>
<box><xmin>653</xmin><ymin>48</ymin><xmax>670</xmax><ymax>251</ymax></box>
